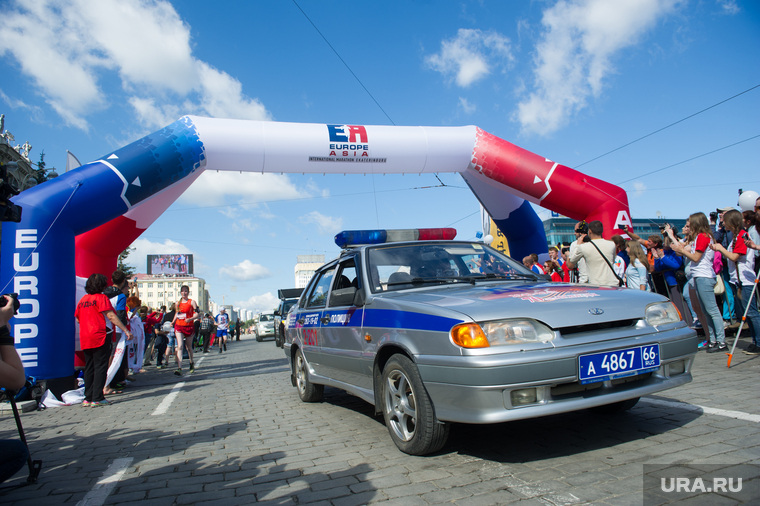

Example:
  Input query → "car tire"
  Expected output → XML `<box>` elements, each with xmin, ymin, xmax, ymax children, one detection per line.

<box><xmin>295</xmin><ymin>348</ymin><xmax>324</xmax><ymax>402</ymax></box>
<box><xmin>381</xmin><ymin>355</ymin><xmax>449</xmax><ymax>456</ymax></box>
<box><xmin>590</xmin><ymin>397</ymin><xmax>640</xmax><ymax>414</ymax></box>
<box><xmin>255</xmin><ymin>330</ymin><xmax>261</xmax><ymax>342</ymax></box>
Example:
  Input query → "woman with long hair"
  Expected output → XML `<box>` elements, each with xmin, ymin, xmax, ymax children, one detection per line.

<box><xmin>543</xmin><ymin>260</ymin><xmax>564</xmax><ymax>282</ymax></box>
<box><xmin>668</xmin><ymin>213</ymin><xmax>726</xmax><ymax>352</ymax></box>
<box><xmin>171</xmin><ymin>286</ymin><xmax>198</xmax><ymax>376</ymax></box>
<box><xmin>711</xmin><ymin>210</ymin><xmax>760</xmax><ymax>354</ymax></box>
<box><xmin>625</xmin><ymin>240</ymin><xmax>651</xmax><ymax>291</ymax></box>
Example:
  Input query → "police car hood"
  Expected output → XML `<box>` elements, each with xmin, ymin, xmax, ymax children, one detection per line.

<box><xmin>377</xmin><ymin>282</ymin><xmax>669</xmax><ymax>329</ymax></box>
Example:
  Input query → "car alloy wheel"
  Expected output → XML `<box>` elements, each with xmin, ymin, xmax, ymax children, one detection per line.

<box><xmin>381</xmin><ymin>355</ymin><xmax>448</xmax><ymax>455</ymax></box>
<box><xmin>295</xmin><ymin>348</ymin><xmax>323</xmax><ymax>403</ymax></box>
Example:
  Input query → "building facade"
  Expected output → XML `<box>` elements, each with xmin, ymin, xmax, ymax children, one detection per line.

<box><xmin>133</xmin><ymin>274</ymin><xmax>210</xmax><ymax>313</ymax></box>
<box><xmin>295</xmin><ymin>254</ymin><xmax>324</xmax><ymax>288</ymax></box>
<box><xmin>542</xmin><ymin>217</ymin><xmax>687</xmax><ymax>248</ymax></box>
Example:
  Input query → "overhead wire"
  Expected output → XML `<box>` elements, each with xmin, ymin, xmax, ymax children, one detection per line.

<box><xmin>575</xmin><ymin>83</ymin><xmax>760</xmax><ymax>168</ymax></box>
<box><xmin>617</xmin><ymin>134</ymin><xmax>760</xmax><ymax>185</ymax></box>
<box><xmin>291</xmin><ymin>0</ymin><xmax>403</xmax><ymax>228</ymax></box>
<box><xmin>290</xmin><ymin>0</ymin><xmax>395</xmax><ymax>126</ymax></box>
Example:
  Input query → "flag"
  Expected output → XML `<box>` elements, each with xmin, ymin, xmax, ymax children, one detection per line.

<box><xmin>66</xmin><ymin>150</ymin><xmax>81</xmax><ymax>172</ymax></box>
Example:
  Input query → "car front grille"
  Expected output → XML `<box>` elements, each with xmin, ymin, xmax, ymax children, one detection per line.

<box><xmin>557</xmin><ymin>319</ymin><xmax>638</xmax><ymax>336</ymax></box>
<box><xmin>550</xmin><ymin>372</ymin><xmax>652</xmax><ymax>400</ymax></box>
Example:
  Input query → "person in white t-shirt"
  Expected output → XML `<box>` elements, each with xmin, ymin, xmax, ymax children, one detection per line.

<box><xmin>667</xmin><ymin>213</ymin><xmax>726</xmax><ymax>352</ymax></box>
<box><xmin>711</xmin><ymin>210</ymin><xmax>760</xmax><ymax>355</ymax></box>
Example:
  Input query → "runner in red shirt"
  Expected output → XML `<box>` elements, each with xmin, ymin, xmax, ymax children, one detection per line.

<box><xmin>171</xmin><ymin>285</ymin><xmax>198</xmax><ymax>376</ymax></box>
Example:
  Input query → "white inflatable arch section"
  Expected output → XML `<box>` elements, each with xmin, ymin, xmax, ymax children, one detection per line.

<box><xmin>1</xmin><ymin>115</ymin><xmax>631</xmax><ymax>385</ymax></box>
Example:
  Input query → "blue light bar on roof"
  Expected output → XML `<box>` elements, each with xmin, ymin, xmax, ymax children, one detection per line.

<box><xmin>334</xmin><ymin>228</ymin><xmax>457</xmax><ymax>248</ymax></box>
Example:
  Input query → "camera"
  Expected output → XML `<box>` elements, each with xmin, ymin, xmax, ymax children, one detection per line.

<box><xmin>709</xmin><ymin>211</ymin><xmax>718</xmax><ymax>221</ymax></box>
<box><xmin>0</xmin><ymin>293</ymin><xmax>20</xmax><ymax>314</ymax></box>
<box><xmin>575</xmin><ymin>222</ymin><xmax>590</xmax><ymax>242</ymax></box>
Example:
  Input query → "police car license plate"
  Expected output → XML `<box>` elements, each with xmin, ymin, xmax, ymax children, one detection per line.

<box><xmin>579</xmin><ymin>344</ymin><xmax>660</xmax><ymax>384</ymax></box>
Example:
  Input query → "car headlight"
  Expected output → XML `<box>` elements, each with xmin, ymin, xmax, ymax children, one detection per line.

<box><xmin>451</xmin><ymin>319</ymin><xmax>554</xmax><ymax>348</ymax></box>
<box><xmin>645</xmin><ymin>302</ymin><xmax>682</xmax><ymax>326</ymax></box>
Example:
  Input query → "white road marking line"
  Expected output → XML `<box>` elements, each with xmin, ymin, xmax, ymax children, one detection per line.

<box><xmin>643</xmin><ymin>398</ymin><xmax>760</xmax><ymax>423</ymax></box>
<box><xmin>152</xmin><ymin>381</ymin><xmax>184</xmax><ymax>416</ymax></box>
<box><xmin>149</xmin><ymin>357</ymin><xmax>204</xmax><ymax>416</ymax></box>
<box><xmin>76</xmin><ymin>457</ymin><xmax>133</xmax><ymax>506</ymax></box>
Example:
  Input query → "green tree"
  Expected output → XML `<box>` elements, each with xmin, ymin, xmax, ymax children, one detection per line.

<box><xmin>118</xmin><ymin>246</ymin><xmax>136</xmax><ymax>277</ymax></box>
<box><xmin>33</xmin><ymin>151</ymin><xmax>58</xmax><ymax>185</ymax></box>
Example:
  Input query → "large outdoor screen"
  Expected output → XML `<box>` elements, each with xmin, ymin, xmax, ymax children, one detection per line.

<box><xmin>147</xmin><ymin>254</ymin><xmax>194</xmax><ymax>275</ymax></box>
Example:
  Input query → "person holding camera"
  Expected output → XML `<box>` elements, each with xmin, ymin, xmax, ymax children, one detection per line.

<box><xmin>667</xmin><ymin>214</ymin><xmax>726</xmax><ymax>353</ymax></box>
<box><xmin>0</xmin><ymin>294</ymin><xmax>28</xmax><ymax>483</ymax></box>
<box><xmin>566</xmin><ymin>220</ymin><xmax>619</xmax><ymax>286</ymax></box>
<box><xmin>75</xmin><ymin>273</ymin><xmax>133</xmax><ymax>406</ymax></box>
<box><xmin>568</xmin><ymin>222</ymin><xmax>589</xmax><ymax>283</ymax></box>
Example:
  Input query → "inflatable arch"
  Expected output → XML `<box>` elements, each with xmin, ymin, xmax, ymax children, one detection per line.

<box><xmin>0</xmin><ymin>116</ymin><xmax>631</xmax><ymax>386</ymax></box>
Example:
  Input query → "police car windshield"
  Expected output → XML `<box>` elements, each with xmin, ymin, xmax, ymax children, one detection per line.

<box><xmin>367</xmin><ymin>242</ymin><xmax>532</xmax><ymax>293</ymax></box>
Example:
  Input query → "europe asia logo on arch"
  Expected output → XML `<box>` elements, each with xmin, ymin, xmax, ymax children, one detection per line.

<box><xmin>0</xmin><ymin>116</ymin><xmax>632</xmax><ymax>384</ymax></box>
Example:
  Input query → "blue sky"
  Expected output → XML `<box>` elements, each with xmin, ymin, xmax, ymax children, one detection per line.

<box><xmin>0</xmin><ymin>0</ymin><xmax>758</xmax><ymax>313</ymax></box>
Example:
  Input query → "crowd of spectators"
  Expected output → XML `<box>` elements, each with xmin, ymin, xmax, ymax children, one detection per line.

<box><xmin>534</xmin><ymin>195</ymin><xmax>760</xmax><ymax>356</ymax></box>
<box><xmin>73</xmin><ymin>271</ymin><xmax>236</xmax><ymax>406</ymax></box>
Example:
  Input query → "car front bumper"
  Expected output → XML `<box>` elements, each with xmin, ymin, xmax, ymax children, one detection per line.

<box><xmin>416</xmin><ymin>327</ymin><xmax>697</xmax><ymax>424</ymax></box>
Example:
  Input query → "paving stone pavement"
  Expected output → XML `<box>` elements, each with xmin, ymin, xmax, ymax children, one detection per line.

<box><xmin>0</xmin><ymin>332</ymin><xmax>758</xmax><ymax>505</ymax></box>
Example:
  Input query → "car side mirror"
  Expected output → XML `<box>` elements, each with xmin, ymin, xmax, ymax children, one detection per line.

<box><xmin>329</xmin><ymin>287</ymin><xmax>356</xmax><ymax>307</ymax></box>
<box><xmin>353</xmin><ymin>288</ymin><xmax>365</xmax><ymax>307</ymax></box>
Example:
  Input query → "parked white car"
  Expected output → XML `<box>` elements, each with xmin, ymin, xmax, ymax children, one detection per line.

<box><xmin>254</xmin><ymin>312</ymin><xmax>275</xmax><ymax>342</ymax></box>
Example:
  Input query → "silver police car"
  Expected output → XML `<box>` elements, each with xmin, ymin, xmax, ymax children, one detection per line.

<box><xmin>283</xmin><ymin>228</ymin><xmax>697</xmax><ymax>455</ymax></box>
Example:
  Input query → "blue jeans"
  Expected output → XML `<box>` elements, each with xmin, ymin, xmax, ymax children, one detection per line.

<box><xmin>694</xmin><ymin>277</ymin><xmax>725</xmax><ymax>344</ymax></box>
<box><xmin>721</xmin><ymin>270</ymin><xmax>735</xmax><ymax>321</ymax></box>
<box><xmin>0</xmin><ymin>439</ymin><xmax>28</xmax><ymax>483</ymax></box>
<box><xmin>732</xmin><ymin>283</ymin><xmax>760</xmax><ymax>346</ymax></box>
<box><xmin>682</xmin><ymin>279</ymin><xmax>699</xmax><ymax>323</ymax></box>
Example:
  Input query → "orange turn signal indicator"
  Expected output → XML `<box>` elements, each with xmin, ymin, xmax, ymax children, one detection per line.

<box><xmin>451</xmin><ymin>323</ymin><xmax>490</xmax><ymax>348</ymax></box>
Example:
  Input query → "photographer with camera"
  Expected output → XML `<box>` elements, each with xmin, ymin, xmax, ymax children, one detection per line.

<box><xmin>668</xmin><ymin>213</ymin><xmax>727</xmax><ymax>352</ymax></box>
<box><xmin>566</xmin><ymin>220</ymin><xmax>619</xmax><ymax>287</ymax></box>
<box><xmin>0</xmin><ymin>294</ymin><xmax>29</xmax><ymax>483</ymax></box>
<box><xmin>568</xmin><ymin>222</ymin><xmax>590</xmax><ymax>283</ymax></box>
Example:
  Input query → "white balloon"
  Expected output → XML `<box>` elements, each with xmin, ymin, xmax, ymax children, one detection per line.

<box><xmin>738</xmin><ymin>191</ymin><xmax>759</xmax><ymax>212</ymax></box>
<box><xmin>483</xmin><ymin>235</ymin><xmax>493</xmax><ymax>244</ymax></box>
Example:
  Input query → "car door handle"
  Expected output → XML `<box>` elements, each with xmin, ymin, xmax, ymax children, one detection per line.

<box><xmin>320</xmin><ymin>315</ymin><xmax>330</xmax><ymax>324</ymax></box>
<box><xmin>297</xmin><ymin>318</ymin><xmax>305</xmax><ymax>325</ymax></box>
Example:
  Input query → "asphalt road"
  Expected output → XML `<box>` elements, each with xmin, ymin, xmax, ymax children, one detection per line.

<box><xmin>1</xmin><ymin>330</ymin><xmax>758</xmax><ymax>505</ymax></box>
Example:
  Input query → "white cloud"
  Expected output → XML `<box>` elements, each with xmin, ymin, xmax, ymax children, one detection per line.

<box><xmin>179</xmin><ymin>171</ymin><xmax>307</xmax><ymax>209</ymax></box>
<box><xmin>717</xmin><ymin>0</ymin><xmax>739</xmax><ymax>15</ymax></box>
<box><xmin>516</xmin><ymin>0</ymin><xmax>681</xmax><ymax>136</ymax></box>
<box><xmin>632</xmin><ymin>181</ymin><xmax>647</xmax><ymax>196</ymax></box>
<box><xmin>458</xmin><ymin>97</ymin><xmax>477</xmax><ymax>114</ymax></box>
<box><xmin>300</xmin><ymin>211</ymin><xmax>343</xmax><ymax>235</ymax></box>
<box><xmin>236</xmin><ymin>292</ymin><xmax>280</xmax><ymax>314</ymax></box>
<box><xmin>219</xmin><ymin>259</ymin><xmax>272</xmax><ymax>282</ymax></box>
<box><xmin>426</xmin><ymin>28</ymin><xmax>513</xmax><ymax>87</ymax></box>
<box><xmin>0</xmin><ymin>0</ymin><xmax>271</xmax><ymax>131</ymax></box>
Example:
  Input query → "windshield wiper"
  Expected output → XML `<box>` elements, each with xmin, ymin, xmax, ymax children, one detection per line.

<box><xmin>469</xmin><ymin>272</ymin><xmax>538</xmax><ymax>281</ymax></box>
